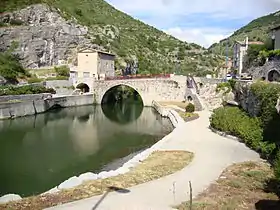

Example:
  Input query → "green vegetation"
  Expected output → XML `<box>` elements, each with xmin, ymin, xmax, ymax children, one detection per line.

<box><xmin>215</xmin><ymin>80</ymin><xmax>236</xmax><ymax>93</ymax></box>
<box><xmin>1</xmin><ymin>0</ymin><xmax>224</xmax><ymax>76</ymax></box>
<box><xmin>27</xmin><ymin>77</ymin><xmax>43</xmax><ymax>84</ymax></box>
<box><xmin>178</xmin><ymin>111</ymin><xmax>199</xmax><ymax>122</ymax></box>
<box><xmin>46</xmin><ymin>76</ymin><xmax>69</xmax><ymax>81</ymax></box>
<box><xmin>185</xmin><ymin>103</ymin><xmax>195</xmax><ymax>113</ymax></box>
<box><xmin>54</xmin><ymin>65</ymin><xmax>70</xmax><ymax>77</ymax></box>
<box><xmin>209</xmin><ymin>10</ymin><xmax>280</xmax><ymax>56</ymax></box>
<box><xmin>216</xmin><ymin>82</ymin><xmax>232</xmax><ymax>93</ymax></box>
<box><xmin>0</xmin><ymin>85</ymin><xmax>56</xmax><ymax>96</ymax></box>
<box><xmin>210</xmin><ymin>82</ymin><xmax>280</xmax><ymax>185</ymax></box>
<box><xmin>0</xmin><ymin>43</ymin><xmax>27</xmax><ymax>83</ymax></box>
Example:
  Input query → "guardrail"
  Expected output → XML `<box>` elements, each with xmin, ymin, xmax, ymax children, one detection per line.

<box><xmin>105</xmin><ymin>74</ymin><xmax>171</xmax><ymax>81</ymax></box>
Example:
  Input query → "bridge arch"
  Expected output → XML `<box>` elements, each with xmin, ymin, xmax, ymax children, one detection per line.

<box><xmin>76</xmin><ymin>83</ymin><xmax>90</xmax><ymax>93</ymax></box>
<box><xmin>267</xmin><ymin>69</ymin><xmax>280</xmax><ymax>82</ymax></box>
<box><xmin>100</xmin><ymin>83</ymin><xmax>144</xmax><ymax>105</ymax></box>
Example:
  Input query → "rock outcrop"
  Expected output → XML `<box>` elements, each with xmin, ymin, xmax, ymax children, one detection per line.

<box><xmin>0</xmin><ymin>4</ymin><xmax>102</xmax><ymax>68</ymax></box>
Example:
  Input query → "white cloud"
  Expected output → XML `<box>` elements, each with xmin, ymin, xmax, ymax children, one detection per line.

<box><xmin>108</xmin><ymin>0</ymin><xmax>280</xmax><ymax>19</ymax></box>
<box><xmin>107</xmin><ymin>0</ymin><xmax>280</xmax><ymax>46</ymax></box>
<box><xmin>165</xmin><ymin>27</ymin><xmax>233</xmax><ymax>48</ymax></box>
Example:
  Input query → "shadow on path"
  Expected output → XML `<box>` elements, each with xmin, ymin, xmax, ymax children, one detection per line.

<box><xmin>92</xmin><ymin>186</ymin><xmax>130</xmax><ymax>210</ymax></box>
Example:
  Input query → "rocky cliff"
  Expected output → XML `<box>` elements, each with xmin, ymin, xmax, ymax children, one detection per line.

<box><xmin>0</xmin><ymin>4</ymin><xmax>103</xmax><ymax>68</ymax></box>
<box><xmin>1</xmin><ymin>0</ymin><xmax>224</xmax><ymax>75</ymax></box>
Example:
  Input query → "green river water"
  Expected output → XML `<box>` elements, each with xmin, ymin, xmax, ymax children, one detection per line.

<box><xmin>0</xmin><ymin>103</ymin><xmax>173</xmax><ymax>197</ymax></box>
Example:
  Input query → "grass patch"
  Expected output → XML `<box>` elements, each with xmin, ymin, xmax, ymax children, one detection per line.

<box><xmin>1</xmin><ymin>150</ymin><xmax>193</xmax><ymax>210</ymax></box>
<box><xmin>158</xmin><ymin>101</ymin><xmax>188</xmax><ymax>110</ymax></box>
<box><xmin>177</xmin><ymin>161</ymin><xmax>280</xmax><ymax>210</ymax></box>
<box><xmin>27</xmin><ymin>68</ymin><xmax>56</xmax><ymax>76</ymax></box>
<box><xmin>178</xmin><ymin>111</ymin><xmax>199</xmax><ymax>122</ymax></box>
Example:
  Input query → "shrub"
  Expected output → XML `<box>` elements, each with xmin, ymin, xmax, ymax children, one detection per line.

<box><xmin>54</xmin><ymin>65</ymin><xmax>70</xmax><ymax>77</ymax></box>
<box><xmin>216</xmin><ymin>82</ymin><xmax>231</xmax><ymax>93</ymax></box>
<box><xmin>0</xmin><ymin>50</ymin><xmax>26</xmax><ymax>82</ymax></box>
<box><xmin>210</xmin><ymin>107</ymin><xmax>270</xmax><ymax>157</ymax></box>
<box><xmin>250</xmin><ymin>81</ymin><xmax>280</xmax><ymax>127</ymax></box>
<box><xmin>274</xmin><ymin>151</ymin><xmax>280</xmax><ymax>182</ymax></box>
<box><xmin>185</xmin><ymin>103</ymin><xmax>195</xmax><ymax>113</ymax></box>
<box><xmin>0</xmin><ymin>85</ymin><xmax>56</xmax><ymax>96</ymax></box>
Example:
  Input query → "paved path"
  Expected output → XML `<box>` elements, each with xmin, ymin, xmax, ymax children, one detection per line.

<box><xmin>47</xmin><ymin>110</ymin><xmax>260</xmax><ymax>210</ymax></box>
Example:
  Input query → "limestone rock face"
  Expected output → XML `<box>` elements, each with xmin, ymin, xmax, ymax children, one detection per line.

<box><xmin>0</xmin><ymin>194</ymin><xmax>22</xmax><ymax>204</ymax></box>
<box><xmin>0</xmin><ymin>4</ymin><xmax>102</xmax><ymax>68</ymax></box>
<box><xmin>58</xmin><ymin>176</ymin><xmax>82</xmax><ymax>190</ymax></box>
<box><xmin>78</xmin><ymin>172</ymin><xmax>98</xmax><ymax>182</ymax></box>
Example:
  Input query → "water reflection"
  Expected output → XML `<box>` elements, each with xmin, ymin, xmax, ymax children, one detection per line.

<box><xmin>0</xmin><ymin>105</ymin><xmax>173</xmax><ymax>197</ymax></box>
<box><xmin>101</xmin><ymin>103</ymin><xmax>143</xmax><ymax>124</ymax></box>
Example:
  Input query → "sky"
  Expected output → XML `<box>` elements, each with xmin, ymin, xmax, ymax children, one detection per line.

<box><xmin>105</xmin><ymin>0</ymin><xmax>280</xmax><ymax>48</ymax></box>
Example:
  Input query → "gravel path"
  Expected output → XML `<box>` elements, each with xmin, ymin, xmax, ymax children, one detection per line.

<box><xmin>46</xmin><ymin>110</ymin><xmax>260</xmax><ymax>210</ymax></box>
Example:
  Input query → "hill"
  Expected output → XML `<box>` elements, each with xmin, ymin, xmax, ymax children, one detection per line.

<box><xmin>0</xmin><ymin>0</ymin><xmax>224</xmax><ymax>76</ymax></box>
<box><xmin>209</xmin><ymin>10</ymin><xmax>280</xmax><ymax>56</ymax></box>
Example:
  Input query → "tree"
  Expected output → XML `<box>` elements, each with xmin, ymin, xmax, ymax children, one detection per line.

<box><xmin>54</xmin><ymin>65</ymin><xmax>70</xmax><ymax>77</ymax></box>
<box><xmin>177</xmin><ymin>47</ymin><xmax>185</xmax><ymax>60</ymax></box>
<box><xmin>244</xmin><ymin>44</ymin><xmax>266</xmax><ymax>68</ymax></box>
<box><xmin>0</xmin><ymin>48</ymin><xmax>26</xmax><ymax>83</ymax></box>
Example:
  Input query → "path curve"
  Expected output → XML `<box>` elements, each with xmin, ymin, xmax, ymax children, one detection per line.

<box><xmin>46</xmin><ymin>110</ymin><xmax>260</xmax><ymax>210</ymax></box>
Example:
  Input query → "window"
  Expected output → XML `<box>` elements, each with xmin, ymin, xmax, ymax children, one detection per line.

<box><xmin>83</xmin><ymin>72</ymin><xmax>90</xmax><ymax>78</ymax></box>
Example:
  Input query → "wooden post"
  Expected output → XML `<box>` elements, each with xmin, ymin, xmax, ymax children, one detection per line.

<box><xmin>189</xmin><ymin>181</ymin><xmax>193</xmax><ymax>210</ymax></box>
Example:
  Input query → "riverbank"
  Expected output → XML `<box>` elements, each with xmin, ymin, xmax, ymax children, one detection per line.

<box><xmin>0</xmin><ymin>100</ymin><xmax>181</xmax><ymax>205</ymax></box>
<box><xmin>0</xmin><ymin>94</ymin><xmax>94</xmax><ymax>119</ymax></box>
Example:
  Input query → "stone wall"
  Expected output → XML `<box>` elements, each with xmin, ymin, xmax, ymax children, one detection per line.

<box><xmin>0</xmin><ymin>94</ymin><xmax>94</xmax><ymax>119</ymax></box>
<box><xmin>45</xmin><ymin>80</ymin><xmax>74</xmax><ymax>95</ymax></box>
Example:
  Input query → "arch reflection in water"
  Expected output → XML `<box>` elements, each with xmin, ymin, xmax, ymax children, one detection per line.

<box><xmin>101</xmin><ymin>103</ymin><xmax>143</xmax><ymax>124</ymax></box>
<box><xmin>101</xmin><ymin>85</ymin><xmax>144</xmax><ymax>124</ymax></box>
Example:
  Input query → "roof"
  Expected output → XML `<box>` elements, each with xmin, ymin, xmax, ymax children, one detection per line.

<box><xmin>234</xmin><ymin>40</ymin><xmax>264</xmax><ymax>45</ymax></box>
<box><xmin>78</xmin><ymin>49</ymin><xmax>115</xmax><ymax>56</ymax></box>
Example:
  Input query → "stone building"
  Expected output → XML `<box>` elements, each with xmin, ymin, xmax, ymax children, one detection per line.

<box><xmin>70</xmin><ymin>49</ymin><xmax>115</xmax><ymax>80</ymax></box>
<box><xmin>232</xmin><ymin>37</ymin><xmax>264</xmax><ymax>75</ymax></box>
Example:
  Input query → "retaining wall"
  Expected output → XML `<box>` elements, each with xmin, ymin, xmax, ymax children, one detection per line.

<box><xmin>0</xmin><ymin>94</ymin><xmax>94</xmax><ymax>120</ymax></box>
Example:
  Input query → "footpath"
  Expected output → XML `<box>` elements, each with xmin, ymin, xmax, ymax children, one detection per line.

<box><xmin>47</xmin><ymin>110</ymin><xmax>260</xmax><ymax>210</ymax></box>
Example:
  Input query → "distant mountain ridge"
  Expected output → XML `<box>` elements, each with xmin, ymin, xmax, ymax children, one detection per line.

<box><xmin>209</xmin><ymin>10</ymin><xmax>280</xmax><ymax>56</ymax></box>
<box><xmin>1</xmin><ymin>0</ymin><xmax>224</xmax><ymax>76</ymax></box>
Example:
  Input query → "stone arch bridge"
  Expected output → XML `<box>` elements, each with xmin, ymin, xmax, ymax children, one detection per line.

<box><xmin>92</xmin><ymin>78</ymin><xmax>202</xmax><ymax>109</ymax></box>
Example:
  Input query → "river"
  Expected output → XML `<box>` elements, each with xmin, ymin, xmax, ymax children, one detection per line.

<box><xmin>0</xmin><ymin>103</ymin><xmax>173</xmax><ymax>197</ymax></box>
